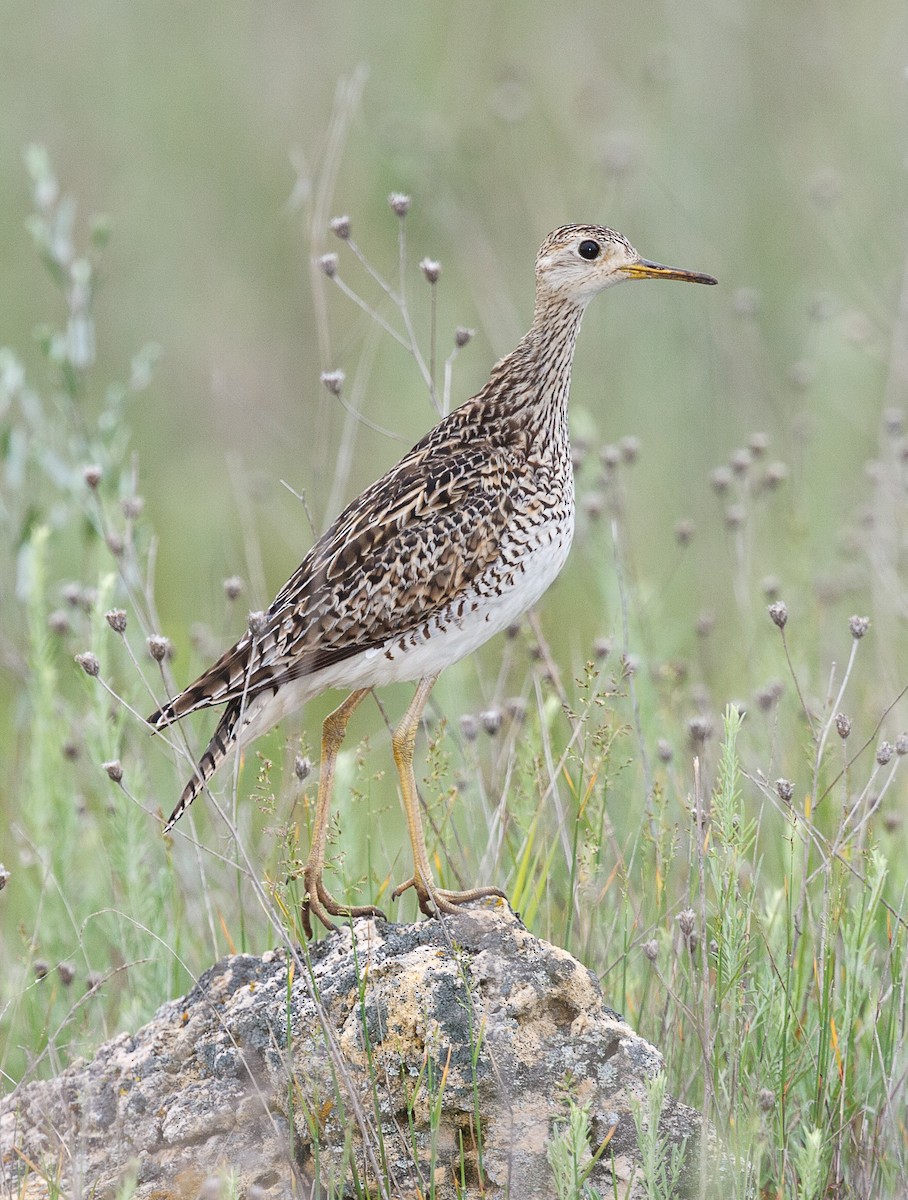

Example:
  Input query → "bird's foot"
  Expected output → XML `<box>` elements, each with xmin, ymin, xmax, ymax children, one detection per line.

<box><xmin>391</xmin><ymin>875</ymin><xmax>508</xmax><ymax>919</ymax></box>
<box><xmin>301</xmin><ymin>865</ymin><xmax>386</xmax><ymax>938</ymax></box>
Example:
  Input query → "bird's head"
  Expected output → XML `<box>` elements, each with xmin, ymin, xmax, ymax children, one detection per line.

<box><xmin>535</xmin><ymin>224</ymin><xmax>717</xmax><ymax>307</ymax></box>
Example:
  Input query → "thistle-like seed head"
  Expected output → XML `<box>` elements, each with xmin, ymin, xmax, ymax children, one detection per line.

<box><xmin>103</xmin><ymin>759</ymin><xmax>123</xmax><ymax>782</ymax></box>
<box><xmin>849</xmin><ymin>615</ymin><xmax>870</xmax><ymax>639</ymax></box>
<box><xmin>329</xmin><ymin>215</ymin><xmax>351</xmax><ymax>239</ymax></box>
<box><xmin>768</xmin><ymin>601</ymin><xmax>788</xmax><ymax>629</ymax></box>
<box><xmin>675</xmin><ymin>518</ymin><xmax>694</xmax><ymax>546</ymax></box>
<box><xmin>105</xmin><ymin>609</ymin><xmax>127</xmax><ymax>634</ymax></box>
<box><xmin>388</xmin><ymin>192</ymin><xmax>411</xmax><ymax>217</ymax></box>
<box><xmin>147</xmin><ymin>635</ymin><xmax>171</xmax><ymax>662</ymax></box>
<box><xmin>75</xmin><ymin>651</ymin><xmax>100</xmax><ymax>677</ymax></box>
<box><xmin>320</xmin><ymin>370</ymin><xmax>344</xmax><ymax>395</ymax></box>
<box><xmin>775</xmin><ymin>778</ymin><xmax>794</xmax><ymax>803</ymax></box>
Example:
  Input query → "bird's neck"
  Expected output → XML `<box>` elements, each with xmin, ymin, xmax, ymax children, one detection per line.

<box><xmin>481</xmin><ymin>294</ymin><xmax>587</xmax><ymax>442</ymax></box>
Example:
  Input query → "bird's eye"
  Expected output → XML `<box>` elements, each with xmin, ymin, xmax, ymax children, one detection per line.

<box><xmin>578</xmin><ymin>239</ymin><xmax>601</xmax><ymax>261</ymax></box>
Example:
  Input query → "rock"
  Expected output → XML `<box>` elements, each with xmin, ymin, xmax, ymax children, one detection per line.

<box><xmin>0</xmin><ymin>903</ymin><xmax>706</xmax><ymax>1198</ymax></box>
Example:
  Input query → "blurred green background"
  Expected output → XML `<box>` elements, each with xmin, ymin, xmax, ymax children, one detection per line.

<box><xmin>2</xmin><ymin>0</ymin><xmax>904</xmax><ymax>654</ymax></box>
<box><xmin>3</xmin><ymin>0</ymin><xmax>908</xmax><ymax>1074</ymax></box>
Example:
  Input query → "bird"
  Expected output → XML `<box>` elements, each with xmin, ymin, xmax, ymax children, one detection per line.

<box><xmin>147</xmin><ymin>223</ymin><xmax>716</xmax><ymax>934</ymax></box>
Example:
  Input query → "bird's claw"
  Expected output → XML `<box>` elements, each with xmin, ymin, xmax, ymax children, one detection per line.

<box><xmin>301</xmin><ymin>867</ymin><xmax>386</xmax><ymax>938</ymax></box>
<box><xmin>391</xmin><ymin>876</ymin><xmax>508</xmax><ymax>919</ymax></box>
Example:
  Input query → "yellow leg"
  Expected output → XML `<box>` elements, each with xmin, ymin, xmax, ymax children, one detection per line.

<box><xmin>391</xmin><ymin>674</ymin><xmax>507</xmax><ymax>917</ymax></box>
<box><xmin>301</xmin><ymin>688</ymin><xmax>386</xmax><ymax>936</ymax></box>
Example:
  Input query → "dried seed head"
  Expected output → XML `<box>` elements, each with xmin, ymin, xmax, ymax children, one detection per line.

<box><xmin>48</xmin><ymin>609</ymin><xmax>71</xmax><ymax>635</ymax></box>
<box><xmin>895</xmin><ymin>732</ymin><xmax>908</xmax><ymax>756</ymax></box>
<box><xmin>481</xmin><ymin>708</ymin><xmax>502</xmax><ymax>736</ymax></box>
<box><xmin>105</xmin><ymin>608</ymin><xmax>127</xmax><ymax>634</ymax></box>
<box><xmin>619</xmin><ymin>435</ymin><xmax>640</xmax><ymax>464</ymax></box>
<box><xmin>294</xmin><ymin>754</ymin><xmax>312</xmax><ymax>782</ymax></box>
<box><xmin>34</xmin><ymin>960</ymin><xmax>49</xmax><ymax>981</ymax></box>
<box><xmin>582</xmin><ymin>491</ymin><xmax>605</xmax><ymax>520</ymax></box>
<box><xmin>761</xmin><ymin>575</ymin><xmax>781</xmax><ymax>600</ymax></box>
<box><xmin>674</xmin><ymin>518</ymin><xmax>694</xmax><ymax>546</ymax></box>
<box><xmin>657</xmin><ymin>738</ymin><xmax>673</xmax><ymax>763</ymax></box>
<box><xmin>62</xmin><ymin>740</ymin><xmax>79</xmax><ymax>761</ymax></box>
<box><xmin>147</xmin><ymin>635</ymin><xmax>171</xmax><ymax>662</ymax></box>
<box><xmin>696</xmin><ymin>610</ymin><xmax>715</xmax><ymax>637</ymax></box>
<box><xmin>57</xmin><ymin>961</ymin><xmax>75</xmax><ymax>986</ymax></box>
<box><xmin>642</xmin><ymin>938</ymin><xmax>658</xmax><ymax>962</ymax></box>
<box><xmin>62</xmin><ymin>582</ymin><xmax>83</xmax><ymax>607</ymax></box>
<box><xmin>763</xmin><ymin>461</ymin><xmax>789</xmax><ymax>489</ymax></box>
<box><xmin>320</xmin><ymin>369</ymin><xmax>344</xmax><ymax>396</ymax></box>
<box><xmin>599</xmin><ymin>443</ymin><xmax>621</xmax><ymax>469</ymax></box>
<box><xmin>505</xmin><ymin>697</ymin><xmax>527</xmax><ymax>724</ymax></box>
<box><xmin>725</xmin><ymin>504</ymin><xmax>746</xmax><ymax>531</ymax></box>
<box><xmin>247</xmin><ymin>611</ymin><xmax>267</xmax><ymax>637</ymax></box>
<box><xmin>593</xmin><ymin>637</ymin><xmax>612</xmax><ymax>660</ymax></box>
<box><xmin>768</xmin><ymin>601</ymin><xmax>788</xmax><ymax>630</ymax></box>
<box><xmin>105</xmin><ymin>532</ymin><xmax>124</xmax><ymax>558</ymax></box>
<box><xmin>748</xmin><ymin>432</ymin><xmax>769</xmax><ymax>457</ymax></box>
<box><xmin>223</xmin><ymin>575</ymin><xmax>244</xmax><ymax>601</ymax></box>
<box><xmin>677</xmin><ymin>909</ymin><xmax>696</xmax><ymax>936</ymax></box>
<box><xmin>758</xmin><ymin>1088</ymin><xmax>775</xmax><ymax>1113</ymax></box>
<box><xmin>86</xmin><ymin>971</ymin><xmax>103</xmax><ymax>992</ymax></box>
<box><xmin>388</xmin><ymin>192</ymin><xmax>411</xmax><ymax>217</ymax></box>
<box><xmin>459</xmin><ymin>713</ymin><xmax>479</xmax><ymax>742</ymax></box>
<box><xmin>849</xmin><ymin>615</ymin><xmax>870</xmax><ymax>640</ymax></box>
<box><xmin>329</xmin><ymin>214</ymin><xmax>351</xmax><ymax>239</ymax></box>
<box><xmin>676</xmin><ymin>909</ymin><xmax>698</xmax><ymax>950</ymax></box>
<box><xmin>688</xmin><ymin>715</ymin><xmax>712</xmax><ymax>745</ymax></box>
<box><xmin>102</xmin><ymin>759</ymin><xmax>123</xmax><ymax>783</ymax></box>
<box><xmin>121</xmin><ymin>495</ymin><xmax>144</xmax><ymax>520</ymax></box>
<box><xmin>835</xmin><ymin>713</ymin><xmax>852</xmax><ymax>740</ymax></box>
<box><xmin>755</xmin><ymin>687</ymin><xmax>773</xmax><ymax>712</ymax></box>
<box><xmin>454</xmin><ymin>326</ymin><xmax>473</xmax><ymax>348</ymax></box>
<box><xmin>83</xmin><ymin>463</ymin><xmax>103</xmax><ymax>489</ymax></box>
<box><xmin>0</xmin><ymin>863</ymin><xmax>10</xmax><ymax>891</ymax></box>
<box><xmin>884</xmin><ymin>408</ymin><xmax>905</xmax><ymax>436</ymax></box>
<box><xmin>419</xmin><ymin>258</ymin><xmax>441</xmax><ymax>284</ymax></box>
<box><xmin>730</xmin><ymin>448</ymin><xmax>752</xmax><ymax>476</ymax></box>
<box><xmin>75</xmin><ymin>651</ymin><xmax>100</xmax><ymax>677</ymax></box>
<box><xmin>876</xmin><ymin>741</ymin><xmax>894</xmax><ymax>766</ymax></box>
<box><xmin>710</xmin><ymin>466</ymin><xmax>732</xmax><ymax>494</ymax></box>
<box><xmin>775</xmin><ymin>778</ymin><xmax>794</xmax><ymax>803</ymax></box>
<box><xmin>318</xmin><ymin>252</ymin><xmax>339</xmax><ymax>278</ymax></box>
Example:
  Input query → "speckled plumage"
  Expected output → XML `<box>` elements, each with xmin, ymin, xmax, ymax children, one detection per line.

<box><xmin>149</xmin><ymin>224</ymin><xmax>715</xmax><ymax>927</ymax></box>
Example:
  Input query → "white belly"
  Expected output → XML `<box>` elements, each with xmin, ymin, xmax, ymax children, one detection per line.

<box><xmin>232</xmin><ymin>511</ymin><xmax>574</xmax><ymax>748</ymax></box>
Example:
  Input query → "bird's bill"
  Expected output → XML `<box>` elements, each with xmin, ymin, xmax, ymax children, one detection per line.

<box><xmin>623</xmin><ymin>258</ymin><xmax>718</xmax><ymax>286</ymax></box>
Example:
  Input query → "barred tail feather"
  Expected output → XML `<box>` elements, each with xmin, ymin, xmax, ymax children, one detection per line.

<box><xmin>163</xmin><ymin>700</ymin><xmax>242</xmax><ymax>832</ymax></box>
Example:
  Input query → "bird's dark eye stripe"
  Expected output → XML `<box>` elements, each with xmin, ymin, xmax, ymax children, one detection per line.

<box><xmin>578</xmin><ymin>239</ymin><xmax>600</xmax><ymax>260</ymax></box>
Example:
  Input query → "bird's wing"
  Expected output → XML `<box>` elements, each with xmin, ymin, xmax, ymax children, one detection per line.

<box><xmin>148</xmin><ymin>431</ymin><xmax>524</xmax><ymax>729</ymax></box>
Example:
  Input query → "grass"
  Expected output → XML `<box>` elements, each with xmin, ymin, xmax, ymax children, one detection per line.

<box><xmin>1</xmin><ymin>111</ymin><xmax>907</xmax><ymax>1199</ymax></box>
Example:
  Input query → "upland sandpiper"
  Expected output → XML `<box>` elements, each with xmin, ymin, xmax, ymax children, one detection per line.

<box><xmin>148</xmin><ymin>224</ymin><xmax>716</xmax><ymax>932</ymax></box>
